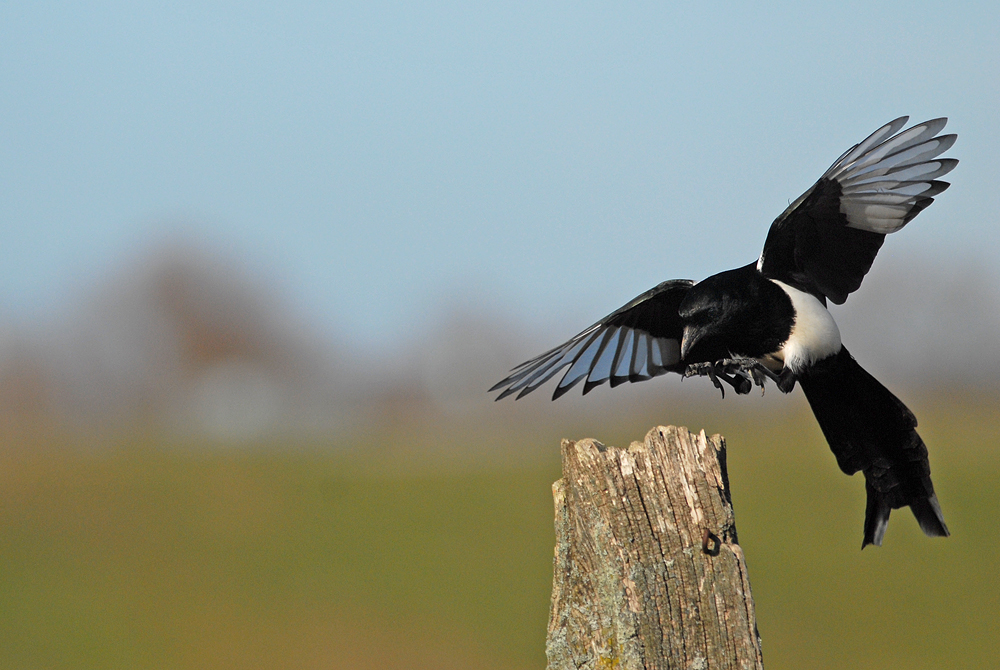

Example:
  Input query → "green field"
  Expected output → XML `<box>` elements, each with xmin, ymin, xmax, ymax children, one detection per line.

<box><xmin>1</xmin><ymin>394</ymin><xmax>998</xmax><ymax>669</ymax></box>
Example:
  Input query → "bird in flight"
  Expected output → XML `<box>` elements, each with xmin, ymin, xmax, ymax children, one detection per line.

<box><xmin>491</xmin><ymin>117</ymin><xmax>957</xmax><ymax>548</ymax></box>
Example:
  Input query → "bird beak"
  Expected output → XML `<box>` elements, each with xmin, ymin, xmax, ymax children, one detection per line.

<box><xmin>680</xmin><ymin>325</ymin><xmax>701</xmax><ymax>361</ymax></box>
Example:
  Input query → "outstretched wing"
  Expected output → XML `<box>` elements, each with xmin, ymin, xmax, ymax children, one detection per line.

<box><xmin>490</xmin><ymin>279</ymin><xmax>693</xmax><ymax>400</ymax></box>
<box><xmin>758</xmin><ymin>117</ymin><xmax>957</xmax><ymax>304</ymax></box>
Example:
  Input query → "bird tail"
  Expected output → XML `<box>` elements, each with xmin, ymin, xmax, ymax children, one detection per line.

<box><xmin>797</xmin><ymin>347</ymin><xmax>949</xmax><ymax>548</ymax></box>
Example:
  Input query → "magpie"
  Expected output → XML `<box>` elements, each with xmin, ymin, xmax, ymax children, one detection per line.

<box><xmin>490</xmin><ymin>117</ymin><xmax>957</xmax><ymax>548</ymax></box>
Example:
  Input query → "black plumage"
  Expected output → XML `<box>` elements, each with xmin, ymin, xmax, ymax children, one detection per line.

<box><xmin>490</xmin><ymin>117</ymin><xmax>958</xmax><ymax>547</ymax></box>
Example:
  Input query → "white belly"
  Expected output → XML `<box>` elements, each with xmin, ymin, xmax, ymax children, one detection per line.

<box><xmin>769</xmin><ymin>280</ymin><xmax>842</xmax><ymax>373</ymax></box>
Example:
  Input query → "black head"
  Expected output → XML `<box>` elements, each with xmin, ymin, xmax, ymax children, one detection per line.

<box><xmin>677</xmin><ymin>263</ymin><xmax>794</xmax><ymax>362</ymax></box>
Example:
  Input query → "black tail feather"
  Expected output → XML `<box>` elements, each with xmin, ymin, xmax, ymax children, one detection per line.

<box><xmin>863</xmin><ymin>478</ymin><xmax>891</xmax><ymax>548</ymax></box>
<box><xmin>910</xmin><ymin>493</ymin><xmax>949</xmax><ymax>539</ymax></box>
<box><xmin>799</xmin><ymin>347</ymin><xmax>949</xmax><ymax>548</ymax></box>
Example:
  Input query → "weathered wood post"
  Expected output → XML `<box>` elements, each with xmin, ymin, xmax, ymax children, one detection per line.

<box><xmin>546</xmin><ymin>425</ymin><xmax>763</xmax><ymax>670</ymax></box>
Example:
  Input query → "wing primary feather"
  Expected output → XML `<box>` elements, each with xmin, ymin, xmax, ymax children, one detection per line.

<box><xmin>842</xmin><ymin>180</ymin><xmax>948</xmax><ymax>198</ymax></box>
<box><xmin>609</xmin><ymin>328</ymin><xmax>637</xmax><ymax>386</ymax></box>
<box><xmin>493</xmin><ymin>329</ymin><xmax>598</xmax><ymax>400</ymax></box>
<box><xmin>508</xmin><ymin>338</ymin><xmax>592</xmax><ymax>398</ymax></box>
<box><xmin>870</xmin><ymin>118</ymin><xmax>948</xmax><ymax>156</ymax></box>
<box><xmin>514</xmin><ymin>361</ymin><xmax>571</xmax><ymax>399</ymax></box>
<box><xmin>902</xmin><ymin>197</ymin><xmax>935</xmax><ymax>223</ymax></box>
<box><xmin>551</xmin><ymin>330</ymin><xmax>612</xmax><ymax>397</ymax></box>
<box><xmin>582</xmin><ymin>328</ymin><xmax>622</xmax><ymax>394</ymax></box>
<box><xmin>489</xmin><ymin>323</ymin><xmax>602</xmax><ymax>391</ymax></box>
<box><xmin>825</xmin><ymin>116</ymin><xmax>909</xmax><ymax>175</ymax></box>
<box><xmin>644</xmin><ymin>335</ymin><xmax>659</xmax><ymax>373</ymax></box>
<box><xmin>841</xmin><ymin>158</ymin><xmax>957</xmax><ymax>187</ymax></box>
<box><xmin>497</xmin><ymin>350</ymin><xmax>562</xmax><ymax>388</ymax></box>
<box><xmin>629</xmin><ymin>331</ymin><xmax>652</xmax><ymax>381</ymax></box>
<box><xmin>492</xmin><ymin>355</ymin><xmax>560</xmax><ymax>395</ymax></box>
<box><xmin>842</xmin><ymin>135</ymin><xmax>957</xmax><ymax>181</ymax></box>
<box><xmin>845</xmin><ymin>191</ymin><xmax>924</xmax><ymax>205</ymax></box>
<box><xmin>844</xmin><ymin>121</ymin><xmax>947</xmax><ymax>173</ymax></box>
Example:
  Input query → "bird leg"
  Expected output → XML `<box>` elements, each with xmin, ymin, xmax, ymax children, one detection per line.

<box><xmin>684</xmin><ymin>361</ymin><xmax>754</xmax><ymax>398</ymax></box>
<box><xmin>718</xmin><ymin>358</ymin><xmax>800</xmax><ymax>394</ymax></box>
<box><xmin>684</xmin><ymin>358</ymin><xmax>798</xmax><ymax>396</ymax></box>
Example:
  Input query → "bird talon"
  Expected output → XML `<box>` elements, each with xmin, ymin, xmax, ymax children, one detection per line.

<box><xmin>685</xmin><ymin>362</ymin><xmax>729</xmax><ymax>398</ymax></box>
<box><xmin>687</xmin><ymin>360</ymin><xmax>769</xmax><ymax>398</ymax></box>
<box><xmin>708</xmin><ymin>366</ymin><xmax>725</xmax><ymax>399</ymax></box>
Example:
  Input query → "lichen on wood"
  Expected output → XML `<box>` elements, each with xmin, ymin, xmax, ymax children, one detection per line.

<box><xmin>546</xmin><ymin>425</ymin><xmax>763</xmax><ymax>670</ymax></box>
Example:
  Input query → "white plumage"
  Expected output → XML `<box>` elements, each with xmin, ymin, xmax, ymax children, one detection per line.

<box><xmin>822</xmin><ymin>117</ymin><xmax>957</xmax><ymax>234</ymax></box>
<box><xmin>770</xmin><ymin>280</ymin><xmax>843</xmax><ymax>373</ymax></box>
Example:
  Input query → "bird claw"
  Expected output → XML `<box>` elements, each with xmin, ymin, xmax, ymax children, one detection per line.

<box><xmin>683</xmin><ymin>362</ymin><xmax>727</xmax><ymax>398</ymax></box>
<box><xmin>684</xmin><ymin>358</ymin><xmax>779</xmax><ymax>397</ymax></box>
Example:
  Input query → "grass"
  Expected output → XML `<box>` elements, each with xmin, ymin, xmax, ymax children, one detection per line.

<box><xmin>0</xmin><ymin>393</ymin><xmax>997</xmax><ymax>668</ymax></box>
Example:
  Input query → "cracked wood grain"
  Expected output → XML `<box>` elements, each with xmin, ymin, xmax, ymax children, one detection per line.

<box><xmin>546</xmin><ymin>425</ymin><xmax>763</xmax><ymax>670</ymax></box>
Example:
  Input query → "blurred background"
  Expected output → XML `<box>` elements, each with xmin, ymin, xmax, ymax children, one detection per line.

<box><xmin>2</xmin><ymin>1</ymin><xmax>999</xmax><ymax>668</ymax></box>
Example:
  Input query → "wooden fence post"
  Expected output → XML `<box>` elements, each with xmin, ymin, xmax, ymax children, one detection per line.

<box><xmin>546</xmin><ymin>425</ymin><xmax>763</xmax><ymax>670</ymax></box>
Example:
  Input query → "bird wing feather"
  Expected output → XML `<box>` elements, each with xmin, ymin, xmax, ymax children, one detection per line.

<box><xmin>758</xmin><ymin>117</ymin><xmax>957</xmax><ymax>304</ymax></box>
<box><xmin>490</xmin><ymin>279</ymin><xmax>693</xmax><ymax>399</ymax></box>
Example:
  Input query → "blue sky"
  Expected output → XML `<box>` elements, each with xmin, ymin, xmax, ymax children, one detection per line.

<box><xmin>2</xmin><ymin>1</ymin><xmax>998</xmax><ymax>350</ymax></box>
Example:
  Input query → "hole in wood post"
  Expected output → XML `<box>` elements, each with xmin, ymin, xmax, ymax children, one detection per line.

<box><xmin>702</xmin><ymin>528</ymin><xmax>721</xmax><ymax>556</ymax></box>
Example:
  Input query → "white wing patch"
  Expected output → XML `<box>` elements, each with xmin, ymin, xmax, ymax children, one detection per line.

<box><xmin>822</xmin><ymin>117</ymin><xmax>957</xmax><ymax>235</ymax></box>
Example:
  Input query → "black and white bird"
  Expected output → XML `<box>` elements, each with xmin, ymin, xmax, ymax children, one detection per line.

<box><xmin>491</xmin><ymin>117</ymin><xmax>957</xmax><ymax>548</ymax></box>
